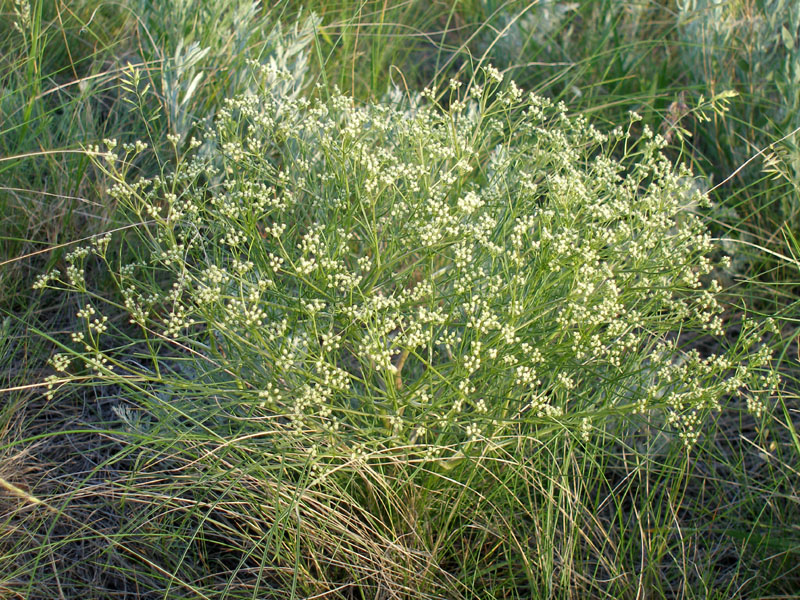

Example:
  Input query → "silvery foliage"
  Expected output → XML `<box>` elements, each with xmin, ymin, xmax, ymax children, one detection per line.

<box><xmin>475</xmin><ymin>1</ymin><xmax>579</xmax><ymax>67</ymax></box>
<box><xmin>677</xmin><ymin>0</ymin><xmax>800</xmax><ymax>279</ymax></box>
<box><xmin>138</xmin><ymin>0</ymin><xmax>320</xmax><ymax>142</ymax></box>
<box><xmin>678</xmin><ymin>0</ymin><xmax>800</xmax><ymax>173</ymax></box>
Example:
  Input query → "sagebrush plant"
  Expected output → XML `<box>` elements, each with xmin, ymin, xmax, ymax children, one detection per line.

<box><xmin>678</xmin><ymin>0</ymin><xmax>800</xmax><ymax>172</ymax></box>
<box><xmin>676</xmin><ymin>0</ymin><xmax>800</xmax><ymax>289</ymax></box>
<box><xmin>138</xmin><ymin>0</ymin><xmax>320</xmax><ymax>144</ymax></box>
<box><xmin>29</xmin><ymin>60</ymin><xmax>786</xmax><ymax>596</ymax></box>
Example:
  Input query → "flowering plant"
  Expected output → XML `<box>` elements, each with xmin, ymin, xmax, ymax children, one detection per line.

<box><xmin>35</xmin><ymin>64</ymin><xmax>781</xmax><ymax>593</ymax></box>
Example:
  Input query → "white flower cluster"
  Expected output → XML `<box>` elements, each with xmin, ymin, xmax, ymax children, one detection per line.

<box><xmin>32</xmin><ymin>237</ymin><xmax>115</xmax><ymax>293</ymax></box>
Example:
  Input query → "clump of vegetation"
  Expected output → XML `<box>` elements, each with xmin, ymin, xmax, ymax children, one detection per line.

<box><xmin>28</xmin><ymin>64</ymin><xmax>780</xmax><ymax>596</ymax></box>
<box><xmin>2</xmin><ymin>2</ymin><xmax>799</xmax><ymax>599</ymax></box>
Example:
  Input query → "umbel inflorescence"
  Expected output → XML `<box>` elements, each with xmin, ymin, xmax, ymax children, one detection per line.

<box><xmin>39</xmin><ymin>65</ymin><xmax>779</xmax><ymax>466</ymax></box>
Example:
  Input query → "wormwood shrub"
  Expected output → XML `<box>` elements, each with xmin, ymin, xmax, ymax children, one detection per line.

<box><xmin>678</xmin><ymin>0</ymin><xmax>800</xmax><ymax>269</ymax></box>
<box><xmin>36</xmin><ymin>66</ymin><xmax>781</xmax><ymax>595</ymax></box>
<box><xmin>139</xmin><ymin>0</ymin><xmax>319</xmax><ymax>145</ymax></box>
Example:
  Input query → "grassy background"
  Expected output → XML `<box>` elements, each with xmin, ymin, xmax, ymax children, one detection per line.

<box><xmin>1</xmin><ymin>0</ymin><xmax>799</xmax><ymax>598</ymax></box>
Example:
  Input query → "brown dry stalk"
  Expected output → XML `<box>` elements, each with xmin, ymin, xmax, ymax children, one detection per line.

<box><xmin>0</xmin><ymin>475</ymin><xmax>54</xmax><ymax>512</ymax></box>
<box><xmin>394</xmin><ymin>348</ymin><xmax>410</xmax><ymax>390</ymax></box>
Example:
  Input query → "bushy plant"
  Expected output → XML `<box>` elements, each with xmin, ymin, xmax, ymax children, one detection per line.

<box><xmin>678</xmin><ymin>0</ymin><xmax>800</xmax><ymax>237</ymax></box>
<box><xmin>135</xmin><ymin>0</ymin><xmax>320</xmax><ymax>144</ymax></box>
<box><xmin>35</xmin><ymin>65</ymin><xmax>782</xmax><ymax>595</ymax></box>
